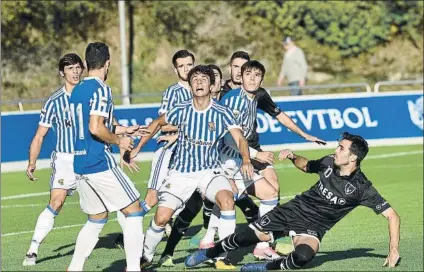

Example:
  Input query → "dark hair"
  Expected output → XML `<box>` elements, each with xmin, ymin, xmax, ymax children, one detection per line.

<box><xmin>188</xmin><ymin>65</ymin><xmax>215</xmax><ymax>87</ymax></box>
<box><xmin>58</xmin><ymin>53</ymin><xmax>84</xmax><ymax>72</ymax></box>
<box><xmin>230</xmin><ymin>51</ymin><xmax>250</xmax><ymax>64</ymax></box>
<box><xmin>341</xmin><ymin>132</ymin><xmax>369</xmax><ymax>166</ymax></box>
<box><xmin>241</xmin><ymin>60</ymin><xmax>266</xmax><ymax>79</ymax></box>
<box><xmin>85</xmin><ymin>42</ymin><xmax>110</xmax><ymax>71</ymax></box>
<box><xmin>207</xmin><ymin>64</ymin><xmax>222</xmax><ymax>80</ymax></box>
<box><xmin>172</xmin><ymin>50</ymin><xmax>195</xmax><ymax>68</ymax></box>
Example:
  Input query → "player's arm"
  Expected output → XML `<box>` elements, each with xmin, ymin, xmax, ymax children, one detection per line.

<box><xmin>129</xmin><ymin>114</ymin><xmax>168</xmax><ymax>158</ymax></box>
<box><xmin>229</xmin><ymin>128</ymin><xmax>254</xmax><ymax>179</ymax></box>
<box><xmin>158</xmin><ymin>88</ymin><xmax>179</xmax><ymax>133</ymax></box>
<box><xmin>112</xmin><ymin>117</ymin><xmax>149</xmax><ymax>136</ymax></box>
<box><xmin>26</xmin><ymin>125</ymin><xmax>50</xmax><ymax>181</ymax></box>
<box><xmin>381</xmin><ymin>207</ymin><xmax>401</xmax><ymax>268</ymax></box>
<box><xmin>275</xmin><ymin>112</ymin><xmax>326</xmax><ymax>145</ymax></box>
<box><xmin>278</xmin><ymin>149</ymin><xmax>309</xmax><ymax>172</ymax></box>
<box><xmin>359</xmin><ymin>184</ymin><xmax>400</xmax><ymax>268</ymax></box>
<box><xmin>89</xmin><ymin>115</ymin><xmax>133</xmax><ymax>151</ymax></box>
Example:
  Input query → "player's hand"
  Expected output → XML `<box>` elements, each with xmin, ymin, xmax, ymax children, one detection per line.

<box><xmin>256</xmin><ymin>151</ymin><xmax>275</xmax><ymax>164</ymax></box>
<box><xmin>26</xmin><ymin>163</ymin><xmax>38</xmax><ymax>181</ymax></box>
<box><xmin>120</xmin><ymin>148</ymin><xmax>140</xmax><ymax>173</ymax></box>
<box><xmin>157</xmin><ymin>134</ymin><xmax>178</xmax><ymax>149</ymax></box>
<box><xmin>241</xmin><ymin>161</ymin><xmax>254</xmax><ymax>180</ymax></box>
<box><xmin>118</xmin><ymin>136</ymin><xmax>134</xmax><ymax>151</ymax></box>
<box><xmin>304</xmin><ymin>134</ymin><xmax>326</xmax><ymax>146</ymax></box>
<box><xmin>383</xmin><ymin>249</ymin><xmax>400</xmax><ymax>268</ymax></box>
<box><xmin>279</xmin><ymin>149</ymin><xmax>295</xmax><ymax>161</ymax></box>
<box><xmin>132</xmin><ymin>125</ymin><xmax>151</xmax><ymax>137</ymax></box>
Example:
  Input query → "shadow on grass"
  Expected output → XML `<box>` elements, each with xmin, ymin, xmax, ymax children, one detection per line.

<box><xmin>305</xmin><ymin>248</ymin><xmax>388</xmax><ymax>268</ymax></box>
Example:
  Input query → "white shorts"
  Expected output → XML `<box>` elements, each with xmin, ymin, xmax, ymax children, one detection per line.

<box><xmin>147</xmin><ymin>145</ymin><xmax>175</xmax><ymax>191</ymax></box>
<box><xmin>158</xmin><ymin>168</ymin><xmax>232</xmax><ymax>212</ymax></box>
<box><xmin>76</xmin><ymin>167</ymin><xmax>140</xmax><ymax>215</ymax></box>
<box><xmin>220</xmin><ymin>151</ymin><xmax>263</xmax><ymax>195</ymax></box>
<box><xmin>49</xmin><ymin>151</ymin><xmax>76</xmax><ymax>196</ymax></box>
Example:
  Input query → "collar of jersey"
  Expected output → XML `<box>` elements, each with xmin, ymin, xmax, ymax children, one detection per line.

<box><xmin>191</xmin><ymin>98</ymin><xmax>213</xmax><ymax>113</ymax></box>
<box><xmin>62</xmin><ymin>85</ymin><xmax>71</xmax><ymax>96</ymax></box>
<box><xmin>177</xmin><ymin>80</ymin><xmax>190</xmax><ymax>91</ymax></box>
<box><xmin>241</xmin><ymin>87</ymin><xmax>255</xmax><ymax>101</ymax></box>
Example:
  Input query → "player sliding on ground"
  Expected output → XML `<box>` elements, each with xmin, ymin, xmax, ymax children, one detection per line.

<box><xmin>186</xmin><ymin>132</ymin><xmax>401</xmax><ymax>271</ymax></box>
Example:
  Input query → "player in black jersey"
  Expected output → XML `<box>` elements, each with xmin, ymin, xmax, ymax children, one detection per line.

<box><xmin>186</xmin><ymin>132</ymin><xmax>401</xmax><ymax>271</ymax></box>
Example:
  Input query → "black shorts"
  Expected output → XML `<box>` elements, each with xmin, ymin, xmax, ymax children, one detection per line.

<box><xmin>251</xmin><ymin>158</ymin><xmax>271</xmax><ymax>172</ymax></box>
<box><xmin>251</xmin><ymin>204</ymin><xmax>326</xmax><ymax>241</ymax></box>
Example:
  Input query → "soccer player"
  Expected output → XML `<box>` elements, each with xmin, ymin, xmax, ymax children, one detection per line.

<box><xmin>186</xmin><ymin>132</ymin><xmax>401</xmax><ymax>271</ymax></box>
<box><xmin>67</xmin><ymin>42</ymin><xmax>144</xmax><ymax>272</ymax></box>
<box><xmin>22</xmin><ymin>53</ymin><xmax>84</xmax><ymax>266</ymax></box>
<box><xmin>140</xmin><ymin>49</ymin><xmax>194</xmax><ymax>221</ymax></box>
<box><xmin>218</xmin><ymin>60</ymin><xmax>281</xmax><ymax>260</ymax></box>
<box><xmin>128</xmin><ymin>65</ymin><xmax>254</xmax><ymax>269</ymax></box>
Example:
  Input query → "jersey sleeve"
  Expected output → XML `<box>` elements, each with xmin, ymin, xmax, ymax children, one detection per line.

<box><xmin>90</xmin><ymin>86</ymin><xmax>112</xmax><ymax>117</ymax></box>
<box><xmin>158</xmin><ymin>87</ymin><xmax>177</xmax><ymax>115</ymax></box>
<box><xmin>306</xmin><ymin>155</ymin><xmax>334</xmax><ymax>174</ymax></box>
<box><xmin>165</xmin><ymin>105</ymin><xmax>183</xmax><ymax>126</ymax></box>
<box><xmin>39</xmin><ymin>98</ymin><xmax>56</xmax><ymax>127</ymax></box>
<box><xmin>256</xmin><ymin>89</ymin><xmax>282</xmax><ymax>117</ymax></box>
<box><xmin>359</xmin><ymin>183</ymin><xmax>391</xmax><ymax>214</ymax></box>
<box><xmin>223</xmin><ymin>107</ymin><xmax>242</xmax><ymax>131</ymax></box>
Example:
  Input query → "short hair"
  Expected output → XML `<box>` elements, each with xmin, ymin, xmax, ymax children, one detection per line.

<box><xmin>341</xmin><ymin>132</ymin><xmax>369</xmax><ymax>166</ymax></box>
<box><xmin>58</xmin><ymin>53</ymin><xmax>84</xmax><ymax>72</ymax></box>
<box><xmin>172</xmin><ymin>50</ymin><xmax>195</xmax><ymax>68</ymax></box>
<box><xmin>188</xmin><ymin>65</ymin><xmax>215</xmax><ymax>87</ymax></box>
<box><xmin>241</xmin><ymin>60</ymin><xmax>266</xmax><ymax>79</ymax></box>
<box><xmin>230</xmin><ymin>51</ymin><xmax>250</xmax><ymax>64</ymax></box>
<box><xmin>85</xmin><ymin>42</ymin><xmax>110</xmax><ymax>71</ymax></box>
<box><xmin>207</xmin><ymin>64</ymin><xmax>222</xmax><ymax>80</ymax></box>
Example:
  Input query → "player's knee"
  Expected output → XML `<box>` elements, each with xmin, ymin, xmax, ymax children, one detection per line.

<box><xmin>215</xmin><ymin>190</ymin><xmax>234</xmax><ymax>211</ymax></box>
<box><xmin>154</xmin><ymin>213</ymin><xmax>171</xmax><ymax>227</ymax></box>
<box><xmin>293</xmin><ymin>244</ymin><xmax>316</xmax><ymax>267</ymax></box>
<box><xmin>49</xmin><ymin>198</ymin><xmax>65</xmax><ymax>212</ymax></box>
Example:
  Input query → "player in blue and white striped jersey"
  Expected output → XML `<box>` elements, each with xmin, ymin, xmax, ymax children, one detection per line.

<box><xmin>218</xmin><ymin>60</ymin><xmax>281</xmax><ymax>260</ymax></box>
<box><xmin>67</xmin><ymin>42</ymin><xmax>144</xmax><ymax>272</ymax></box>
<box><xmin>23</xmin><ymin>53</ymin><xmax>84</xmax><ymax>266</ymax></box>
<box><xmin>128</xmin><ymin>65</ymin><xmax>254</xmax><ymax>268</ymax></box>
<box><xmin>140</xmin><ymin>50</ymin><xmax>194</xmax><ymax>231</ymax></box>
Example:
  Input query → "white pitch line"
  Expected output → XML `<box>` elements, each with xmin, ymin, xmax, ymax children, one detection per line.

<box><xmin>1</xmin><ymin>202</ymin><xmax>80</xmax><ymax>209</ymax></box>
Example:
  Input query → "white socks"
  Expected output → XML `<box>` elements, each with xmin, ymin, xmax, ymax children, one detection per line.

<box><xmin>218</xmin><ymin>210</ymin><xmax>236</xmax><ymax>240</ymax></box>
<box><xmin>68</xmin><ymin>218</ymin><xmax>106</xmax><ymax>271</ymax></box>
<box><xmin>256</xmin><ymin>198</ymin><xmax>279</xmax><ymax>249</ymax></box>
<box><xmin>117</xmin><ymin>210</ymin><xmax>127</xmax><ymax>230</ymax></box>
<box><xmin>123</xmin><ymin>212</ymin><xmax>144</xmax><ymax>272</ymax></box>
<box><xmin>143</xmin><ymin>220</ymin><xmax>164</xmax><ymax>262</ymax></box>
<box><xmin>27</xmin><ymin>205</ymin><xmax>57</xmax><ymax>254</ymax></box>
<box><xmin>203</xmin><ymin>213</ymin><xmax>219</xmax><ymax>243</ymax></box>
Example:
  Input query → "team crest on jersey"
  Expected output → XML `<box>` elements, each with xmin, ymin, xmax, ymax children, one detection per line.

<box><xmin>259</xmin><ymin>215</ymin><xmax>270</xmax><ymax>227</ymax></box>
<box><xmin>345</xmin><ymin>182</ymin><xmax>356</xmax><ymax>195</ymax></box>
<box><xmin>208</xmin><ymin>122</ymin><xmax>216</xmax><ymax>131</ymax></box>
<box><xmin>58</xmin><ymin>179</ymin><xmax>64</xmax><ymax>185</ymax></box>
<box><xmin>233</xmin><ymin>110</ymin><xmax>240</xmax><ymax>118</ymax></box>
<box><xmin>165</xmin><ymin>183</ymin><xmax>171</xmax><ymax>189</ymax></box>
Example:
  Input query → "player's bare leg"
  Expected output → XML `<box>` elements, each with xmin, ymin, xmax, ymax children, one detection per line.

<box><xmin>23</xmin><ymin>189</ymin><xmax>68</xmax><ymax>266</ymax></box>
<box><xmin>247</xmin><ymin>178</ymin><xmax>280</xmax><ymax>260</ymax></box>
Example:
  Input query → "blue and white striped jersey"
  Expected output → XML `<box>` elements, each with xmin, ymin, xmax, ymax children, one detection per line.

<box><xmin>70</xmin><ymin>76</ymin><xmax>116</xmax><ymax>175</ymax></box>
<box><xmin>166</xmin><ymin>99</ymin><xmax>240</xmax><ymax>173</ymax></box>
<box><xmin>219</xmin><ymin>88</ymin><xmax>258</xmax><ymax>158</ymax></box>
<box><xmin>158</xmin><ymin>82</ymin><xmax>192</xmax><ymax>115</ymax></box>
<box><xmin>157</xmin><ymin>82</ymin><xmax>192</xmax><ymax>149</ymax></box>
<box><xmin>39</xmin><ymin>86</ymin><xmax>75</xmax><ymax>154</ymax></box>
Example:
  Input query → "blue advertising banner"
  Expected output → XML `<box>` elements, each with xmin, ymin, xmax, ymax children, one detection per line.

<box><xmin>1</xmin><ymin>91</ymin><xmax>422</xmax><ymax>163</ymax></box>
